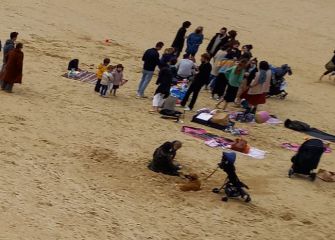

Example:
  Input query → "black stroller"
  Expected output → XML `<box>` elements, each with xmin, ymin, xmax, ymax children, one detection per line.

<box><xmin>268</xmin><ymin>64</ymin><xmax>292</xmax><ymax>99</ymax></box>
<box><xmin>288</xmin><ymin>139</ymin><xmax>324</xmax><ymax>181</ymax></box>
<box><xmin>212</xmin><ymin>152</ymin><xmax>251</xmax><ymax>202</ymax></box>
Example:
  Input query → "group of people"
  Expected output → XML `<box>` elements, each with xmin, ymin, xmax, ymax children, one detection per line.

<box><xmin>0</xmin><ymin>32</ymin><xmax>24</xmax><ymax>93</ymax></box>
<box><xmin>137</xmin><ymin>22</ymin><xmax>273</xmax><ymax>114</ymax></box>
<box><xmin>94</xmin><ymin>58</ymin><xmax>125</xmax><ymax>97</ymax></box>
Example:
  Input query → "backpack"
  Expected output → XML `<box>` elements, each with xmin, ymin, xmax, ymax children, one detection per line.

<box><xmin>284</xmin><ymin>119</ymin><xmax>311</xmax><ymax>132</ymax></box>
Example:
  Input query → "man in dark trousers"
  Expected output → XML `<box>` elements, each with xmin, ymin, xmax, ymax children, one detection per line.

<box><xmin>137</xmin><ymin>41</ymin><xmax>164</xmax><ymax>98</ymax></box>
<box><xmin>181</xmin><ymin>53</ymin><xmax>212</xmax><ymax>110</ymax></box>
<box><xmin>206</xmin><ymin>27</ymin><xmax>229</xmax><ymax>58</ymax></box>
<box><xmin>171</xmin><ymin>21</ymin><xmax>191</xmax><ymax>58</ymax></box>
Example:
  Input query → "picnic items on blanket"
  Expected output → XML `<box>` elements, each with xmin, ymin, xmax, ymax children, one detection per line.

<box><xmin>170</xmin><ymin>80</ymin><xmax>188</xmax><ymax>104</ymax></box>
<box><xmin>285</xmin><ymin>119</ymin><xmax>335</xmax><ymax>143</ymax></box>
<box><xmin>181</xmin><ymin>126</ymin><xmax>266</xmax><ymax>159</ymax></box>
<box><xmin>281</xmin><ymin>142</ymin><xmax>332</xmax><ymax>153</ymax></box>
<box><xmin>230</xmin><ymin>111</ymin><xmax>282</xmax><ymax>125</ymax></box>
<box><xmin>192</xmin><ymin>113</ymin><xmax>235</xmax><ymax>131</ymax></box>
<box><xmin>317</xmin><ymin>169</ymin><xmax>335</xmax><ymax>182</ymax></box>
<box><xmin>211</xmin><ymin>112</ymin><xmax>230</xmax><ymax>126</ymax></box>
<box><xmin>62</xmin><ymin>70</ymin><xmax>98</xmax><ymax>84</ymax></box>
<box><xmin>231</xmin><ymin>138</ymin><xmax>250</xmax><ymax>154</ymax></box>
<box><xmin>159</xmin><ymin>109</ymin><xmax>183</xmax><ymax>122</ymax></box>
<box><xmin>255</xmin><ymin>111</ymin><xmax>270</xmax><ymax>124</ymax></box>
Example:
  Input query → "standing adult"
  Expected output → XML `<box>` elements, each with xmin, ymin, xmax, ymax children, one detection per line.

<box><xmin>240</xmin><ymin>45</ymin><xmax>253</xmax><ymax>60</ymax></box>
<box><xmin>171</xmin><ymin>21</ymin><xmax>192</xmax><ymax>58</ymax></box>
<box><xmin>241</xmin><ymin>61</ymin><xmax>272</xmax><ymax>113</ymax></box>
<box><xmin>181</xmin><ymin>53</ymin><xmax>212</xmax><ymax>110</ymax></box>
<box><xmin>319</xmin><ymin>50</ymin><xmax>335</xmax><ymax>81</ymax></box>
<box><xmin>235</xmin><ymin>58</ymin><xmax>258</xmax><ymax>103</ymax></box>
<box><xmin>3</xmin><ymin>32</ymin><xmax>18</xmax><ymax>65</ymax></box>
<box><xmin>1</xmin><ymin>43</ymin><xmax>24</xmax><ymax>93</ymax></box>
<box><xmin>216</xmin><ymin>59</ymin><xmax>248</xmax><ymax>110</ymax></box>
<box><xmin>137</xmin><ymin>41</ymin><xmax>164</xmax><ymax>98</ymax></box>
<box><xmin>206</xmin><ymin>27</ymin><xmax>229</xmax><ymax>58</ymax></box>
<box><xmin>186</xmin><ymin>26</ymin><xmax>204</xmax><ymax>57</ymax></box>
<box><xmin>208</xmin><ymin>46</ymin><xmax>231</xmax><ymax>92</ymax></box>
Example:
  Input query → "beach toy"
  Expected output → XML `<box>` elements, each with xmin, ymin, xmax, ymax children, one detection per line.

<box><xmin>255</xmin><ymin>111</ymin><xmax>270</xmax><ymax>124</ymax></box>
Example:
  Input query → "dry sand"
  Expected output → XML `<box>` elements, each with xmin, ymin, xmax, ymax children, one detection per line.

<box><xmin>0</xmin><ymin>0</ymin><xmax>335</xmax><ymax>239</ymax></box>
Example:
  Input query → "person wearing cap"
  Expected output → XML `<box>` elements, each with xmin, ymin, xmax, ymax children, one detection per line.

<box><xmin>111</xmin><ymin>64</ymin><xmax>124</xmax><ymax>96</ymax></box>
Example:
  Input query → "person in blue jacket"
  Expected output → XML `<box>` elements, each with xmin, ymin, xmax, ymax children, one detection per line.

<box><xmin>185</xmin><ymin>26</ymin><xmax>204</xmax><ymax>57</ymax></box>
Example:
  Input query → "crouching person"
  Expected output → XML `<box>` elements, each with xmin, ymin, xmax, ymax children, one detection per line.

<box><xmin>148</xmin><ymin>141</ymin><xmax>182</xmax><ymax>176</ymax></box>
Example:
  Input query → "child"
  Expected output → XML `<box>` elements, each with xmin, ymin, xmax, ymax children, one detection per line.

<box><xmin>100</xmin><ymin>65</ymin><xmax>114</xmax><ymax>97</ymax></box>
<box><xmin>111</xmin><ymin>64</ymin><xmax>124</xmax><ymax>96</ymax></box>
<box><xmin>95</xmin><ymin>58</ymin><xmax>110</xmax><ymax>92</ymax></box>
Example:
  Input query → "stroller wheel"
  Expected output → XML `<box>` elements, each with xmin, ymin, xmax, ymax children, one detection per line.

<box><xmin>245</xmin><ymin>196</ymin><xmax>251</xmax><ymax>203</ymax></box>
<box><xmin>310</xmin><ymin>173</ymin><xmax>317</xmax><ymax>181</ymax></box>
<box><xmin>222</xmin><ymin>197</ymin><xmax>228</xmax><ymax>202</ymax></box>
<box><xmin>288</xmin><ymin>168</ymin><xmax>294</xmax><ymax>178</ymax></box>
<box><xmin>280</xmin><ymin>93</ymin><xmax>288</xmax><ymax>100</ymax></box>
<box><xmin>212</xmin><ymin>188</ymin><xmax>220</xmax><ymax>194</ymax></box>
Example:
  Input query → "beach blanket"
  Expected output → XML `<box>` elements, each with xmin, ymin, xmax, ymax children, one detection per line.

<box><xmin>62</xmin><ymin>71</ymin><xmax>98</xmax><ymax>84</ymax></box>
<box><xmin>181</xmin><ymin>126</ymin><xmax>266</xmax><ymax>159</ymax></box>
<box><xmin>285</xmin><ymin>119</ymin><xmax>335</xmax><ymax>143</ymax></box>
<box><xmin>317</xmin><ymin>169</ymin><xmax>335</xmax><ymax>182</ymax></box>
<box><xmin>281</xmin><ymin>142</ymin><xmax>332</xmax><ymax>153</ymax></box>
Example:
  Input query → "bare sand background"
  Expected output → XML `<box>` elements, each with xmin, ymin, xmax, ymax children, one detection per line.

<box><xmin>0</xmin><ymin>0</ymin><xmax>334</xmax><ymax>239</ymax></box>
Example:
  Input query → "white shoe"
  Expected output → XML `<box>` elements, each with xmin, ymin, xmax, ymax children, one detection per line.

<box><xmin>184</xmin><ymin>107</ymin><xmax>191</xmax><ymax>111</ymax></box>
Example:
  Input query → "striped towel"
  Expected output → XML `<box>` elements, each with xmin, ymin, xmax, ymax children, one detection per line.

<box><xmin>62</xmin><ymin>71</ymin><xmax>97</xmax><ymax>84</ymax></box>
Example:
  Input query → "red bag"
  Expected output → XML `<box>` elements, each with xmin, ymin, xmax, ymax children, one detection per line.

<box><xmin>231</xmin><ymin>139</ymin><xmax>250</xmax><ymax>154</ymax></box>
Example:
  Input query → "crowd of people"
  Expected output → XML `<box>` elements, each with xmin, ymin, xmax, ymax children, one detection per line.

<box><xmin>137</xmin><ymin>22</ymin><xmax>274</xmax><ymax>114</ymax></box>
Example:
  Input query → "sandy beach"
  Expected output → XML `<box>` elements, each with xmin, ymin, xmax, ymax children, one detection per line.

<box><xmin>0</xmin><ymin>0</ymin><xmax>335</xmax><ymax>239</ymax></box>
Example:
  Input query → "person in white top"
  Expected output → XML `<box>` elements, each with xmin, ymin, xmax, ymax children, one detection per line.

<box><xmin>100</xmin><ymin>65</ymin><xmax>114</xmax><ymax>97</ymax></box>
<box><xmin>176</xmin><ymin>54</ymin><xmax>196</xmax><ymax>79</ymax></box>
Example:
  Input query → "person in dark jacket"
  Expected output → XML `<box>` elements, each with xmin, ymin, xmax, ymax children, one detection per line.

<box><xmin>206</xmin><ymin>27</ymin><xmax>229</xmax><ymax>57</ymax></box>
<box><xmin>225</xmin><ymin>41</ymin><xmax>241</xmax><ymax>60</ymax></box>
<box><xmin>319</xmin><ymin>50</ymin><xmax>335</xmax><ymax>81</ymax></box>
<box><xmin>137</xmin><ymin>42</ymin><xmax>164</xmax><ymax>98</ymax></box>
<box><xmin>240</xmin><ymin>45</ymin><xmax>253</xmax><ymax>60</ymax></box>
<box><xmin>2</xmin><ymin>32</ymin><xmax>18</xmax><ymax>65</ymax></box>
<box><xmin>181</xmin><ymin>53</ymin><xmax>212</xmax><ymax>110</ymax></box>
<box><xmin>151</xmin><ymin>64</ymin><xmax>173</xmax><ymax>112</ymax></box>
<box><xmin>67</xmin><ymin>59</ymin><xmax>80</xmax><ymax>71</ymax></box>
<box><xmin>0</xmin><ymin>43</ymin><xmax>24</xmax><ymax>93</ymax></box>
<box><xmin>171</xmin><ymin>21</ymin><xmax>191</xmax><ymax>58</ymax></box>
<box><xmin>148</xmin><ymin>141</ymin><xmax>182</xmax><ymax>176</ymax></box>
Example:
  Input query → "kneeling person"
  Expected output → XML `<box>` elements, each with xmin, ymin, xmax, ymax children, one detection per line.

<box><xmin>148</xmin><ymin>141</ymin><xmax>182</xmax><ymax>176</ymax></box>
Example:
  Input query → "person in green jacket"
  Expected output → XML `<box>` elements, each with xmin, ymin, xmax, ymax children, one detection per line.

<box><xmin>216</xmin><ymin>58</ymin><xmax>248</xmax><ymax>110</ymax></box>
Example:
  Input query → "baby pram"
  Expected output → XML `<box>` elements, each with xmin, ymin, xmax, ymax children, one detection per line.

<box><xmin>212</xmin><ymin>152</ymin><xmax>251</xmax><ymax>202</ymax></box>
<box><xmin>288</xmin><ymin>139</ymin><xmax>324</xmax><ymax>181</ymax></box>
<box><xmin>268</xmin><ymin>64</ymin><xmax>292</xmax><ymax>99</ymax></box>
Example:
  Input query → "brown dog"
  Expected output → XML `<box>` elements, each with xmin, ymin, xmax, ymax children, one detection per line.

<box><xmin>179</xmin><ymin>173</ymin><xmax>201</xmax><ymax>191</ymax></box>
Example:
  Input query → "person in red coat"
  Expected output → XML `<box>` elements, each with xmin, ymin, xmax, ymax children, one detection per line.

<box><xmin>1</xmin><ymin>43</ymin><xmax>24</xmax><ymax>93</ymax></box>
